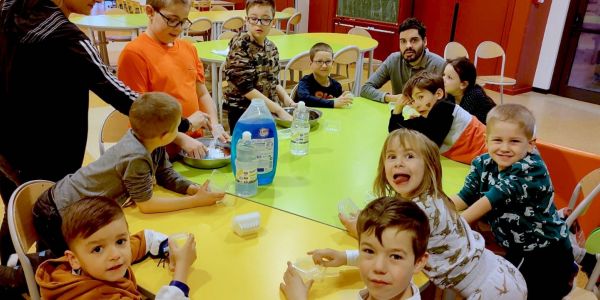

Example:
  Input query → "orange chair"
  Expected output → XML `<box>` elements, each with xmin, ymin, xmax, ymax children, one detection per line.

<box><xmin>536</xmin><ymin>140</ymin><xmax>600</xmax><ymax>237</ymax></box>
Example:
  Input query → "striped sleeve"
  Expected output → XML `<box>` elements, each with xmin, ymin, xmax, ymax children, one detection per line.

<box><xmin>76</xmin><ymin>38</ymin><xmax>139</xmax><ymax>115</ymax></box>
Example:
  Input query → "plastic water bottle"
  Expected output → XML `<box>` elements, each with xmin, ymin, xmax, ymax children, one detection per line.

<box><xmin>231</xmin><ymin>99</ymin><xmax>278</xmax><ymax>185</ymax></box>
<box><xmin>235</xmin><ymin>131</ymin><xmax>258</xmax><ymax>197</ymax></box>
<box><xmin>290</xmin><ymin>101</ymin><xmax>310</xmax><ymax>156</ymax></box>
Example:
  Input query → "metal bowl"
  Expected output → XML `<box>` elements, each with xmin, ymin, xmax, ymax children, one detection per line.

<box><xmin>273</xmin><ymin>107</ymin><xmax>323</xmax><ymax>128</ymax></box>
<box><xmin>180</xmin><ymin>138</ymin><xmax>231</xmax><ymax>169</ymax></box>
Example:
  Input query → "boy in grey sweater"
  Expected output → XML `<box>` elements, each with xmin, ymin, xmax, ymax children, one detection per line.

<box><xmin>360</xmin><ymin>18</ymin><xmax>445</xmax><ymax>103</ymax></box>
<box><xmin>32</xmin><ymin>92</ymin><xmax>225</xmax><ymax>256</ymax></box>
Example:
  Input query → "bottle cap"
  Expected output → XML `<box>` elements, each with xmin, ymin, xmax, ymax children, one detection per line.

<box><xmin>297</xmin><ymin>101</ymin><xmax>306</xmax><ymax>110</ymax></box>
<box><xmin>242</xmin><ymin>131</ymin><xmax>251</xmax><ymax>141</ymax></box>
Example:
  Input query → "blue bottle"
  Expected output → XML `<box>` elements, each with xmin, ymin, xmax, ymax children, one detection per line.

<box><xmin>235</xmin><ymin>131</ymin><xmax>258</xmax><ymax>197</ymax></box>
<box><xmin>231</xmin><ymin>99</ymin><xmax>278</xmax><ymax>185</ymax></box>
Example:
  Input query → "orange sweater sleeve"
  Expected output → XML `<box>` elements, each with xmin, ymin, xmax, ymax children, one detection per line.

<box><xmin>129</xmin><ymin>231</ymin><xmax>148</xmax><ymax>263</ymax></box>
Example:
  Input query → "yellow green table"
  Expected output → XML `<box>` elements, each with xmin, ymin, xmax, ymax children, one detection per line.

<box><xmin>194</xmin><ymin>32</ymin><xmax>379</xmax><ymax>100</ymax></box>
<box><xmin>174</xmin><ymin>97</ymin><xmax>471</xmax><ymax>229</ymax></box>
<box><xmin>128</xmin><ymin>192</ymin><xmax>429</xmax><ymax>299</ymax></box>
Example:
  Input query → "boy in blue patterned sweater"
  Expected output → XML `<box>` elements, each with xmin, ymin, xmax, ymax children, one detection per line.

<box><xmin>451</xmin><ymin>104</ymin><xmax>574</xmax><ymax>299</ymax></box>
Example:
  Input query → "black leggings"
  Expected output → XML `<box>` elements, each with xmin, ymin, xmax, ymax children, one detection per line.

<box><xmin>0</xmin><ymin>172</ymin><xmax>18</xmax><ymax>265</ymax></box>
<box><xmin>32</xmin><ymin>188</ymin><xmax>68</xmax><ymax>256</ymax></box>
<box><xmin>506</xmin><ymin>240</ymin><xmax>575</xmax><ymax>300</ymax></box>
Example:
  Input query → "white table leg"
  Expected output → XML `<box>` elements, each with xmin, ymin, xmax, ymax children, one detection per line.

<box><xmin>353</xmin><ymin>53</ymin><xmax>365</xmax><ymax>96</ymax></box>
<box><xmin>367</xmin><ymin>49</ymin><xmax>374</xmax><ymax>78</ymax></box>
<box><xmin>211</xmin><ymin>62</ymin><xmax>219</xmax><ymax>101</ymax></box>
<box><xmin>97</xmin><ymin>31</ymin><xmax>110</xmax><ymax>65</ymax></box>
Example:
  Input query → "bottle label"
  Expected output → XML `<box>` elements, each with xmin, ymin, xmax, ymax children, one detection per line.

<box><xmin>252</xmin><ymin>138</ymin><xmax>274</xmax><ymax>173</ymax></box>
<box><xmin>291</xmin><ymin>128</ymin><xmax>309</xmax><ymax>144</ymax></box>
<box><xmin>236</xmin><ymin>168</ymin><xmax>257</xmax><ymax>184</ymax></box>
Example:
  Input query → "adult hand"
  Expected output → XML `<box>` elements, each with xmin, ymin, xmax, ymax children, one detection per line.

<box><xmin>280</xmin><ymin>261</ymin><xmax>312</xmax><ymax>300</ymax></box>
<box><xmin>307</xmin><ymin>248</ymin><xmax>347</xmax><ymax>267</ymax></box>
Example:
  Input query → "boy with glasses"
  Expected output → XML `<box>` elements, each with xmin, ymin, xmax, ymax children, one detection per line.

<box><xmin>296</xmin><ymin>42</ymin><xmax>353</xmax><ymax>108</ymax></box>
<box><xmin>223</xmin><ymin>0</ymin><xmax>295</xmax><ymax>130</ymax></box>
<box><xmin>118</xmin><ymin>0</ymin><xmax>229</xmax><ymax>156</ymax></box>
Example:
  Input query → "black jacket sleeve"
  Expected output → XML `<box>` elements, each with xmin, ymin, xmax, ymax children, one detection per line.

<box><xmin>388</xmin><ymin>101</ymin><xmax>455</xmax><ymax>146</ymax></box>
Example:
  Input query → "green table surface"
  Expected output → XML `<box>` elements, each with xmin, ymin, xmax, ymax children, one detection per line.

<box><xmin>193</xmin><ymin>32</ymin><xmax>379</xmax><ymax>63</ymax></box>
<box><xmin>174</xmin><ymin>97</ymin><xmax>470</xmax><ymax>229</ymax></box>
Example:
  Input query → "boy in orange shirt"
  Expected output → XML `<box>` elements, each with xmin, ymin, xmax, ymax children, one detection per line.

<box><xmin>118</xmin><ymin>0</ymin><xmax>229</xmax><ymax>152</ymax></box>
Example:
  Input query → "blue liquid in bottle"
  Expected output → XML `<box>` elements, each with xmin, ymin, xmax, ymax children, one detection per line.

<box><xmin>231</xmin><ymin>100</ymin><xmax>278</xmax><ymax>185</ymax></box>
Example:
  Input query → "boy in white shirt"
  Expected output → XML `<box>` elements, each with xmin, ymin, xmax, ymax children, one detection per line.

<box><xmin>281</xmin><ymin>197</ymin><xmax>429</xmax><ymax>300</ymax></box>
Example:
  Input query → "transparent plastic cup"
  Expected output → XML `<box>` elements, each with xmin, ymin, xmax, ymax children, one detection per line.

<box><xmin>338</xmin><ymin>198</ymin><xmax>360</xmax><ymax>220</ymax></box>
<box><xmin>324</xmin><ymin>119</ymin><xmax>341</xmax><ymax>132</ymax></box>
<box><xmin>278</xmin><ymin>128</ymin><xmax>292</xmax><ymax>140</ymax></box>
<box><xmin>169</xmin><ymin>233</ymin><xmax>190</xmax><ymax>248</ymax></box>
<box><xmin>292</xmin><ymin>256</ymin><xmax>325</xmax><ymax>282</ymax></box>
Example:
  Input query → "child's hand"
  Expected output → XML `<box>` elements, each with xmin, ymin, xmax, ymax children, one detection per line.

<box><xmin>187</xmin><ymin>111</ymin><xmax>211</xmax><ymax>131</ymax></box>
<box><xmin>333</xmin><ymin>96</ymin><xmax>353</xmax><ymax>108</ymax></box>
<box><xmin>179</xmin><ymin>134</ymin><xmax>208</xmax><ymax>159</ymax></box>
<box><xmin>280</xmin><ymin>261</ymin><xmax>313</xmax><ymax>300</ymax></box>
<box><xmin>307</xmin><ymin>249</ymin><xmax>347</xmax><ymax>267</ymax></box>
<box><xmin>191</xmin><ymin>180</ymin><xmax>225</xmax><ymax>206</ymax></box>
<box><xmin>393</xmin><ymin>94</ymin><xmax>411</xmax><ymax>115</ymax></box>
<box><xmin>169</xmin><ymin>234</ymin><xmax>197</xmax><ymax>282</ymax></box>
<box><xmin>211</xmin><ymin>123</ymin><xmax>231</xmax><ymax>143</ymax></box>
<box><xmin>338</xmin><ymin>212</ymin><xmax>358</xmax><ymax>239</ymax></box>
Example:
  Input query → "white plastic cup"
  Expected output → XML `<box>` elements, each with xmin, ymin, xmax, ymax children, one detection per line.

<box><xmin>232</xmin><ymin>212</ymin><xmax>260</xmax><ymax>236</ymax></box>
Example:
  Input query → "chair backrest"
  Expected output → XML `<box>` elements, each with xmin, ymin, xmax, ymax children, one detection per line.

<box><xmin>281</xmin><ymin>7</ymin><xmax>296</xmax><ymax>15</ymax></box>
<box><xmin>8</xmin><ymin>180</ymin><xmax>55</xmax><ymax>300</ymax></box>
<box><xmin>333</xmin><ymin>45</ymin><xmax>360</xmax><ymax>65</ymax></box>
<box><xmin>104</xmin><ymin>7</ymin><xmax>128</xmax><ymax>15</ymax></box>
<box><xmin>566</xmin><ymin>168</ymin><xmax>600</xmax><ymax>227</ymax></box>
<box><xmin>348</xmin><ymin>27</ymin><xmax>371</xmax><ymax>38</ymax></box>
<box><xmin>289</xmin><ymin>83</ymin><xmax>299</xmax><ymax>102</ymax></box>
<box><xmin>210</xmin><ymin>5</ymin><xmax>227</xmax><ymax>11</ymax></box>
<box><xmin>536</xmin><ymin>140</ymin><xmax>600</xmax><ymax>236</ymax></box>
<box><xmin>186</xmin><ymin>17</ymin><xmax>212</xmax><ymax>35</ymax></box>
<box><xmin>285</xmin><ymin>12</ymin><xmax>301</xmax><ymax>34</ymax></box>
<box><xmin>268</xmin><ymin>27</ymin><xmax>285</xmax><ymax>36</ymax></box>
<box><xmin>194</xmin><ymin>0</ymin><xmax>211</xmax><ymax>10</ymax></box>
<box><xmin>474</xmin><ymin>41</ymin><xmax>505</xmax><ymax>76</ymax></box>
<box><xmin>444</xmin><ymin>41</ymin><xmax>469</xmax><ymax>59</ymax></box>
<box><xmin>218</xmin><ymin>30</ymin><xmax>237</xmax><ymax>40</ymax></box>
<box><xmin>281</xmin><ymin>50</ymin><xmax>310</xmax><ymax>88</ymax></box>
<box><xmin>222</xmin><ymin>16</ymin><xmax>244</xmax><ymax>32</ymax></box>
<box><xmin>99</xmin><ymin>110</ymin><xmax>130</xmax><ymax>155</ymax></box>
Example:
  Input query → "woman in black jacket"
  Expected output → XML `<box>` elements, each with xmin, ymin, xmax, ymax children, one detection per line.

<box><xmin>0</xmin><ymin>0</ymin><xmax>205</xmax><ymax>273</ymax></box>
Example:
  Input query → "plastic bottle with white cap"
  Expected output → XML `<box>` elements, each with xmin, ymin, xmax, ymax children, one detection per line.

<box><xmin>235</xmin><ymin>131</ymin><xmax>258</xmax><ymax>197</ymax></box>
<box><xmin>290</xmin><ymin>101</ymin><xmax>310</xmax><ymax>156</ymax></box>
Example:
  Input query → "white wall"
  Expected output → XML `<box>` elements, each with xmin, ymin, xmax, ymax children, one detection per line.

<box><xmin>296</xmin><ymin>0</ymin><xmax>309</xmax><ymax>32</ymax></box>
<box><xmin>533</xmin><ymin>0</ymin><xmax>571</xmax><ymax>89</ymax></box>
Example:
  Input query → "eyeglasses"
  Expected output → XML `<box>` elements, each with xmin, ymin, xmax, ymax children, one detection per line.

<box><xmin>246</xmin><ymin>16</ymin><xmax>273</xmax><ymax>26</ymax></box>
<box><xmin>156</xmin><ymin>10</ymin><xmax>192</xmax><ymax>30</ymax></box>
<box><xmin>313</xmin><ymin>60</ymin><xmax>333</xmax><ymax>66</ymax></box>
